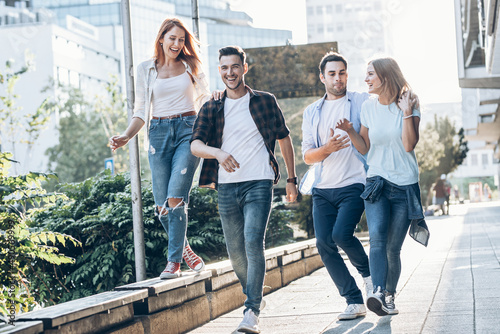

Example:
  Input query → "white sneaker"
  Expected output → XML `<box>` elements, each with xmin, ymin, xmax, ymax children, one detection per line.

<box><xmin>338</xmin><ymin>303</ymin><xmax>366</xmax><ymax>320</ymax></box>
<box><xmin>237</xmin><ymin>309</ymin><xmax>260</xmax><ymax>333</ymax></box>
<box><xmin>363</xmin><ymin>276</ymin><xmax>373</xmax><ymax>297</ymax></box>
<box><xmin>260</xmin><ymin>298</ymin><xmax>266</xmax><ymax>311</ymax></box>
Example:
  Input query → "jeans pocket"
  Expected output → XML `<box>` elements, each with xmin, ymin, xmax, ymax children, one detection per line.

<box><xmin>183</xmin><ymin>115</ymin><xmax>196</xmax><ymax>128</ymax></box>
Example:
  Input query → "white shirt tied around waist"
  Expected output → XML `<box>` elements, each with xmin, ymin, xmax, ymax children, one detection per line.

<box><xmin>152</xmin><ymin>71</ymin><xmax>195</xmax><ymax>117</ymax></box>
<box><xmin>218</xmin><ymin>92</ymin><xmax>275</xmax><ymax>184</ymax></box>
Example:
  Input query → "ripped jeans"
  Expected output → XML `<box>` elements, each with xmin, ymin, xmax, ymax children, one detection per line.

<box><xmin>148</xmin><ymin>115</ymin><xmax>200</xmax><ymax>263</ymax></box>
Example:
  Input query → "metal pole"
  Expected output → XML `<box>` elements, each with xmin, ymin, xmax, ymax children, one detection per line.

<box><xmin>191</xmin><ymin>0</ymin><xmax>200</xmax><ymax>39</ymax></box>
<box><xmin>120</xmin><ymin>0</ymin><xmax>146</xmax><ymax>281</ymax></box>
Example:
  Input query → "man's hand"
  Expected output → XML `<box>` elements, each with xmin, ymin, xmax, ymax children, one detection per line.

<box><xmin>324</xmin><ymin>128</ymin><xmax>350</xmax><ymax>154</ymax></box>
<box><xmin>215</xmin><ymin>150</ymin><xmax>240</xmax><ymax>172</ymax></box>
<box><xmin>285</xmin><ymin>182</ymin><xmax>298</xmax><ymax>203</ymax></box>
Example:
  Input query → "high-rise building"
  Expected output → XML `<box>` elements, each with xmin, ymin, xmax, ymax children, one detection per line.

<box><xmin>0</xmin><ymin>1</ymin><xmax>121</xmax><ymax>174</ymax></box>
<box><xmin>305</xmin><ymin>0</ymin><xmax>389</xmax><ymax>92</ymax></box>
<box><xmin>31</xmin><ymin>0</ymin><xmax>292</xmax><ymax>90</ymax></box>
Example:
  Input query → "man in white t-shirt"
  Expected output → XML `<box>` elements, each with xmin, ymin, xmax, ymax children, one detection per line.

<box><xmin>301</xmin><ymin>52</ymin><xmax>372</xmax><ymax>320</ymax></box>
<box><xmin>191</xmin><ymin>45</ymin><xmax>298</xmax><ymax>334</ymax></box>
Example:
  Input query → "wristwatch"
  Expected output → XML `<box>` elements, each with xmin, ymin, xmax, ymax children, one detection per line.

<box><xmin>287</xmin><ymin>177</ymin><xmax>298</xmax><ymax>185</ymax></box>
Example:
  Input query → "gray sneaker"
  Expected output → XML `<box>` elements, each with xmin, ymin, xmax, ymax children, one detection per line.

<box><xmin>366</xmin><ymin>287</ymin><xmax>389</xmax><ymax>316</ymax></box>
<box><xmin>385</xmin><ymin>293</ymin><xmax>399</xmax><ymax>315</ymax></box>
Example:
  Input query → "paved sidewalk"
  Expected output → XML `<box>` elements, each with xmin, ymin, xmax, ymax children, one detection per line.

<box><xmin>188</xmin><ymin>201</ymin><xmax>500</xmax><ymax>334</ymax></box>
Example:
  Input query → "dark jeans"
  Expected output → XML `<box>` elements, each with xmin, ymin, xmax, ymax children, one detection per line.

<box><xmin>218</xmin><ymin>180</ymin><xmax>273</xmax><ymax>316</ymax></box>
<box><xmin>312</xmin><ymin>183</ymin><xmax>370</xmax><ymax>305</ymax></box>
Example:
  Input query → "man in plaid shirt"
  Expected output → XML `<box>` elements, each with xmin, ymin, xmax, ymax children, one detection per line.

<box><xmin>191</xmin><ymin>45</ymin><xmax>298</xmax><ymax>333</ymax></box>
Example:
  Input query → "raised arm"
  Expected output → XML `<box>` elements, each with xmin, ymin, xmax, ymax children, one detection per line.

<box><xmin>335</xmin><ymin>119</ymin><xmax>370</xmax><ymax>155</ymax></box>
<box><xmin>399</xmin><ymin>91</ymin><xmax>420</xmax><ymax>152</ymax></box>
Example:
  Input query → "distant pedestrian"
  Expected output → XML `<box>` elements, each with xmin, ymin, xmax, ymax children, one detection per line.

<box><xmin>338</xmin><ymin>56</ymin><xmax>428</xmax><ymax>317</ymax></box>
<box><xmin>301</xmin><ymin>51</ymin><xmax>372</xmax><ymax>321</ymax></box>
<box><xmin>191</xmin><ymin>45</ymin><xmax>298</xmax><ymax>333</ymax></box>
<box><xmin>434</xmin><ymin>175</ymin><xmax>447</xmax><ymax>215</ymax></box>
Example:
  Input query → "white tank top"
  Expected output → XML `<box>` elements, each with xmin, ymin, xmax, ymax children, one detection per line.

<box><xmin>151</xmin><ymin>71</ymin><xmax>195</xmax><ymax>117</ymax></box>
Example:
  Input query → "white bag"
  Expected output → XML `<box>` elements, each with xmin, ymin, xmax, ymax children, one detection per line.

<box><xmin>298</xmin><ymin>163</ymin><xmax>322</xmax><ymax>195</ymax></box>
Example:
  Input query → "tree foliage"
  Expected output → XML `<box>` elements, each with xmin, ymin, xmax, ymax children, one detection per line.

<box><xmin>28</xmin><ymin>171</ymin><xmax>295</xmax><ymax>305</ymax></box>
<box><xmin>415</xmin><ymin>115</ymin><xmax>468</xmax><ymax>206</ymax></box>
<box><xmin>0</xmin><ymin>152</ymin><xmax>80</xmax><ymax>317</ymax></box>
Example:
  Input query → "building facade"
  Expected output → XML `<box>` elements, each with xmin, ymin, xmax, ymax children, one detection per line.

<box><xmin>0</xmin><ymin>1</ymin><xmax>121</xmax><ymax>174</ymax></box>
<box><xmin>453</xmin><ymin>0</ymin><xmax>500</xmax><ymax>197</ymax></box>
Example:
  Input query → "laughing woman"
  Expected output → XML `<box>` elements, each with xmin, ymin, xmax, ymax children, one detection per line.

<box><xmin>109</xmin><ymin>17</ymin><xmax>210</xmax><ymax>279</ymax></box>
<box><xmin>336</xmin><ymin>56</ymin><xmax>426</xmax><ymax>316</ymax></box>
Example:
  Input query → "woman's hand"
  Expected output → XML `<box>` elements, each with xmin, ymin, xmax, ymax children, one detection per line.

<box><xmin>109</xmin><ymin>134</ymin><xmax>130</xmax><ymax>152</ymax></box>
<box><xmin>398</xmin><ymin>90</ymin><xmax>418</xmax><ymax>116</ymax></box>
<box><xmin>335</xmin><ymin>118</ymin><xmax>354</xmax><ymax>133</ymax></box>
<box><xmin>211</xmin><ymin>90</ymin><xmax>224</xmax><ymax>101</ymax></box>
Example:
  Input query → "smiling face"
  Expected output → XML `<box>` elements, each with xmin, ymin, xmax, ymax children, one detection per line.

<box><xmin>320</xmin><ymin>61</ymin><xmax>348</xmax><ymax>99</ymax></box>
<box><xmin>160</xmin><ymin>25</ymin><xmax>185</xmax><ymax>60</ymax></box>
<box><xmin>365</xmin><ymin>63</ymin><xmax>383</xmax><ymax>95</ymax></box>
<box><xmin>218</xmin><ymin>54</ymin><xmax>248</xmax><ymax>98</ymax></box>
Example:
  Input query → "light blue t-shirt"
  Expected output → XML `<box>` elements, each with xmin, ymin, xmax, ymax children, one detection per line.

<box><xmin>360</xmin><ymin>98</ymin><xmax>420</xmax><ymax>186</ymax></box>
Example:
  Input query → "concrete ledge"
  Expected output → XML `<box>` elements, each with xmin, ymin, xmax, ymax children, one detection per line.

<box><xmin>138</xmin><ymin>296</ymin><xmax>210</xmax><ymax>334</ymax></box>
<box><xmin>206</xmin><ymin>283</ymin><xmax>246</xmax><ymax>319</ymax></box>
<box><xmin>0</xmin><ymin>321</ymin><xmax>43</xmax><ymax>334</ymax></box>
<box><xmin>16</xmin><ymin>239</ymin><xmax>328</xmax><ymax>333</ymax></box>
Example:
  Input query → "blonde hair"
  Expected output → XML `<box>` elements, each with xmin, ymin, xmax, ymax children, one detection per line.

<box><xmin>369</xmin><ymin>57</ymin><xmax>412</xmax><ymax>105</ymax></box>
<box><xmin>153</xmin><ymin>17</ymin><xmax>202</xmax><ymax>76</ymax></box>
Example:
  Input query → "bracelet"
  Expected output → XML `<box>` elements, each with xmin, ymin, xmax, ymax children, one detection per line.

<box><xmin>403</xmin><ymin>115</ymin><xmax>413</xmax><ymax>119</ymax></box>
<box><xmin>287</xmin><ymin>177</ymin><xmax>298</xmax><ymax>185</ymax></box>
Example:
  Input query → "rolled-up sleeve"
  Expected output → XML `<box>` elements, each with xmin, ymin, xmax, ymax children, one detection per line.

<box><xmin>190</xmin><ymin>103</ymin><xmax>211</xmax><ymax>144</ymax></box>
<box><xmin>132</xmin><ymin>64</ymin><xmax>146</xmax><ymax>122</ymax></box>
<box><xmin>272</xmin><ymin>96</ymin><xmax>290</xmax><ymax>140</ymax></box>
<box><xmin>301</xmin><ymin>105</ymin><xmax>316</xmax><ymax>158</ymax></box>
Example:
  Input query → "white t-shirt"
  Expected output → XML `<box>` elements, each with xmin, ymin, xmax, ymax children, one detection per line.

<box><xmin>151</xmin><ymin>71</ymin><xmax>195</xmax><ymax>117</ymax></box>
<box><xmin>360</xmin><ymin>98</ymin><xmax>420</xmax><ymax>186</ymax></box>
<box><xmin>218</xmin><ymin>92</ymin><xmax>275</xmax><ymax>184</ymax></box>
<box><xmin>316</xmin><ymin>96</ymin><xmax>366</xmax><ymax>189</ymax></box>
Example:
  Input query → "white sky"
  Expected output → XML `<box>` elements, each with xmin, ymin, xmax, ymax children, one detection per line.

<box><xmin>230</xmin><ymin>0</ymin><xmax>462</xmax><ymax>105</ymax></box>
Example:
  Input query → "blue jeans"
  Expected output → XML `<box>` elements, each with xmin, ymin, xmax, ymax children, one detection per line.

<box><xmin>312</xmin><ymin>184</ymin><xmax>370</xmax><ymax>305</ymax></box>
<box><xmin>218</xmin><ymin>180</ymin><xmax>273</xmax><ymax>316</ymax></box>
<box><xmin>148</xmin><ymin>115</ymin><xmax>200</xmax><ymax>263</ymax></box>
<box><xmin>364</xmin><ymin>181</ymin><xmax>411</xmax><ymax>294</ymax></box>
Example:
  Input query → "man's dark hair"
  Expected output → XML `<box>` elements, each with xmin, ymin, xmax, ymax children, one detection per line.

<box><xmin>319</xmin><ymin>51</ymin><xmax>348</xmax><ymax>75</ymax></box>
<box><xmin>219</xmin><ymin>45</ymin><xmax>246</xmax><ymax>64</ymax></box>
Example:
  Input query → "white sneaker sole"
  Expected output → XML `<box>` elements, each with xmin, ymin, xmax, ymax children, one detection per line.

<box><xmin>159</xmin><ymin>272</ymin><xmax>181</xmax><ymax>279</ymax></box>
<box><xmin>338</xmin><ymin>312</ymin><xmax>366</xmax><ymax>320</ymax></box>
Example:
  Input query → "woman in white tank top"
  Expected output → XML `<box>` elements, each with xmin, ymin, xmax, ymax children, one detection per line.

<box><xmin>109</xmin><ymin>17</ymin><xmax>212</xmax><ymax>280</ymax></box>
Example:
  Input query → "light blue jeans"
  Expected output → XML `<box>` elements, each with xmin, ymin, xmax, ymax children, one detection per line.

<box><xmin>364</xmin><ymin>180</ymin><xmax>411</xmax><ymax>294</ymax></box>
<box><xmin>218</xmin><ymin>180</ymin><xmax>273</xmax><ymax>316</ymax></box>
<box><xmin>148</xmin><ymin>115</ymin><xmax>199</xmax><ymax>263</ymax></box>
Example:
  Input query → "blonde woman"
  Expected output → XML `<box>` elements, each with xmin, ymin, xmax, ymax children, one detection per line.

<box><xmin>110</xmin><ymin>18</ymin><xmax>213</xmax><ymax>279</ymax></box>
<box><xmin>337</xmin><ymin>57</ymin><xmax>426</xmax><ymax>316</ymax></box>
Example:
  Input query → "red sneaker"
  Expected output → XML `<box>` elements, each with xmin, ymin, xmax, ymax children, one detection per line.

<box><xmin>159</xmin><ymin>261</ymin><xmax>181</xmax><ymax>279</ymax></box>
<box><xmin>183</xmin><ymin>244</ymin><xmax>205</xmax><ymax>272</ymax></box>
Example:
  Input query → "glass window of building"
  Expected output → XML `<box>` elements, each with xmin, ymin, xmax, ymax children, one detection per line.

<box><xmin>336</xmin><ymin>4</ymin><xmax>343</xmax><ymax>12</ymax></box>
<box><xmin>316</xmin><ymin>6</ymin><xmax>323</xmax><ymax>15</ymax></box>
<box><xmin>326</xmin><ymin>5</ymin><xmax>333</xmax><ymax>14</ymax></box>
<box><xmin>482</xmin><ymin>153</ymin><xmax>489</xmax><ymax>166</ymax></box>
<box><xmin>307</xmin><ymin>6</ymin><xmax>314</xmax><ymax>15</ymax></box>
<box><xmin>471</xmin><ymin>154</ymin><xmax>478</xmax><ymax>166</ymax></box>
<box><xmin>337</xmin><ymin>23</ymin><xmax>343</xmax><ymax>32</ymax></box>
<box><xmin>317</xmin><ymin>25</ymin><xmax>323</xmax><ymax>33</ymax></box>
